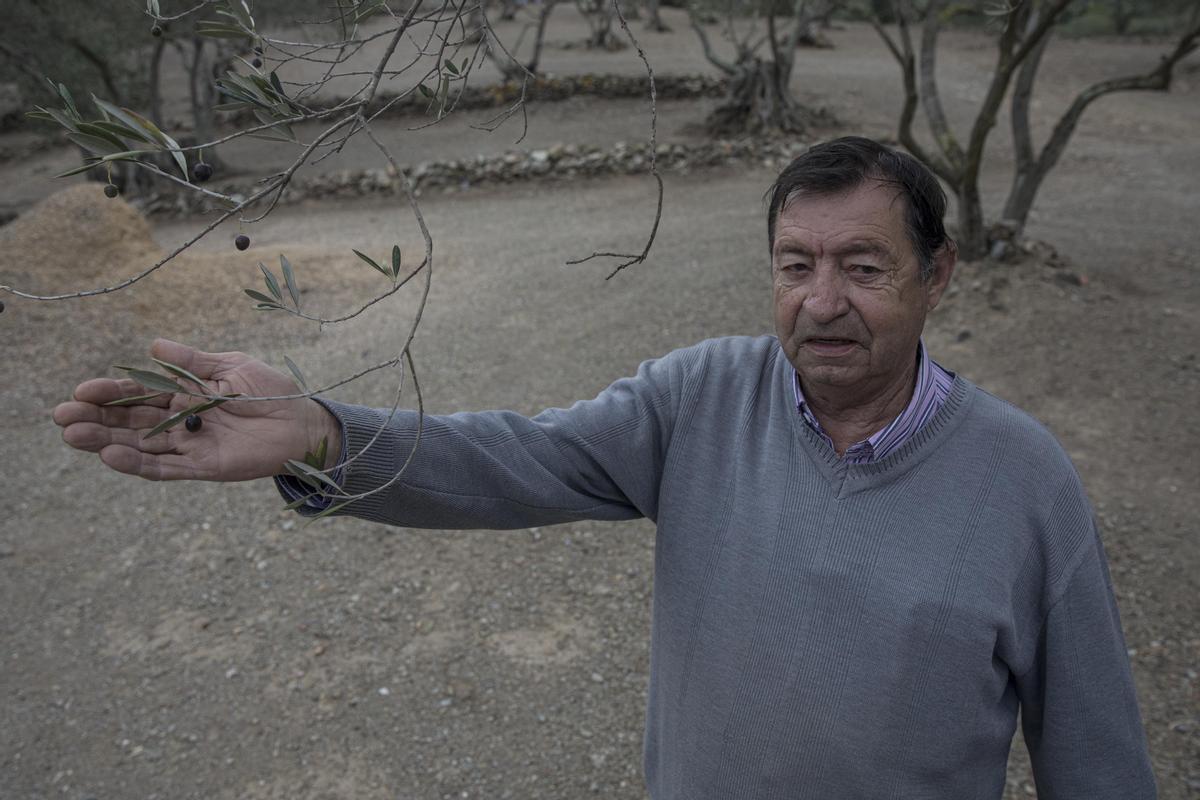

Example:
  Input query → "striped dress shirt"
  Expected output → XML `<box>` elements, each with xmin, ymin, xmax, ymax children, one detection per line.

<box><xmin>794</xmin><ymin>339</ymin><xmax>954</xmax><ymax>464</ymax></box>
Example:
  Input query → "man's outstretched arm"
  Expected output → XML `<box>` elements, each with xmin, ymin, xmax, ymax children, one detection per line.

<box><xmin>54</xmin><ymin>338</ymin><xmax>687</xmax><ymax>529</ymax></box>
<box><xmin>52</xmin><ymin>339</ymin><xmax>342</xmax><ymax>482</ymax></box>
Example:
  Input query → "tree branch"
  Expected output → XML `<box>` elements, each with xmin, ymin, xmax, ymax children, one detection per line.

<box><xmin>1010</xmin><ymin>5</ymin><xmax>1049</xmax><ymax>172</ymax></box>
<box><xmin>689</xmin><ymin>2</ymin><xmax>738</xmax><ymax>75</ymax></box>
<box><xmin>1003</xmin><ymin>5</ymin><xmax>1200</xmax><ymax>226</ymax></box>
<box><xmin>872</xmin><ymin>3</ymin><xmax>957</xmax><ymax>184</ymax></box>
<box><xmin>916</xmin><ymin>0</ymin><xmax>964</xmax><ymax>172</ymax></box>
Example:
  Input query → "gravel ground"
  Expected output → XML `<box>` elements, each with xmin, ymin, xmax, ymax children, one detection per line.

<box><xmin>1</xmin><ymin>14</ymin><xmax>1198</xmax><ymax>800</ymax></box>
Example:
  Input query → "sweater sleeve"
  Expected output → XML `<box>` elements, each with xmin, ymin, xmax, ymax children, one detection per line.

<box><xmin>273</xmin><ymin>348</ymin><xmax>683</xmax><ymax>529</ymax></box>
<box><xmin>1016</xmin><ymin>532</ymin><xmax>1157</xmax><ymax>799</ymax></box>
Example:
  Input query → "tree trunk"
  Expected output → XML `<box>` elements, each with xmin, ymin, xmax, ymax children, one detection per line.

<box><xmin>579</xmin><ymin>0</ymin><xmax>623</xmax><ymax>49</ymax></box>
<box><xmin>955</xmin><ymin>182</ymin><xmax>988</xmax><ymax>260</ymax></box>
<box><xmin>705</xmin><ymin>55</ymin><xmax>810</xmax><ymax>136</ymax></box>
<box><xmin>644</xmin><ymin>0</ymin><xmax>670</xmax><ymax>31</ymax></box>
<box><xmin>526</xmin><ymin>0</ymin><xmax>558</xmax><ymax>72</ymax></box>
<box><xmin>1112</xmin><ymin>0</ymin><xmax>1133</xmax><ymax>35</ymax></box>
<box><xmin>1000</xmin><ymin>7</ymin><xmax>1049</xmax><ymax>240</ymax></box>
<box><xmin>147</xmin><ymin>35</ymin><xmax>167</xmax><ymax>126</ymax></box>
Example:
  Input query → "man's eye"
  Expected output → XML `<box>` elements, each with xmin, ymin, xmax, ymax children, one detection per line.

<box><xmin>850</xmin><ymin>264</ymin><xmax>882</xmax><ymax>275</ymax></box>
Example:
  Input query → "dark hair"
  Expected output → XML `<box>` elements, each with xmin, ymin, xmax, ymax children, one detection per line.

<box><xmin>765</xmin><ymin>136</ymin><xmax>950</xmax><ymax>281</ymax></box>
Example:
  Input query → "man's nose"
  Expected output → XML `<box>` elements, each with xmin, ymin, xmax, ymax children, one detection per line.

<box><xmin>802</xmin><ymin>267</ymin><xmax>850</xmax><ymax>323</ymax></box>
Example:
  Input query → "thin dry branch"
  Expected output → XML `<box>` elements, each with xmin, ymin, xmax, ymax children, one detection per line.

<box><xmin>565</xmin><ymin>0</ymin><xmax>664</xmax><ymax>280</ymax></box>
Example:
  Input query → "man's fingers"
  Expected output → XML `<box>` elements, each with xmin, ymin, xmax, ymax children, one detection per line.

<box><xmin>61</xmin><ymin>422</ymin><xmax>178</xmax><ymax>455</ymax></box>
<box><xmin>151</xmin><ymin>338</ymin><xmax>248</xmax><ymax>381</ymax></box>
<box><xmin>68</xmin><ymin>378</ymin><xmax>174</xmax><ymax>408</ymax></box>
<box><xmin>54</xmin><ymin>399</ymin><xmax>173</xmax><ymax>430</ymax></box>
<box><xmin>97</xmin><ymin>445</ymin><xmax>203</xmax><ymax>481</ymax></box>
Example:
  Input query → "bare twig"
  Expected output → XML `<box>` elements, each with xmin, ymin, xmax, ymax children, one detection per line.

<box><xmin>565</xmin><ymin>0</ymin><xmax>663</xmax><ymax>279</ymax></box>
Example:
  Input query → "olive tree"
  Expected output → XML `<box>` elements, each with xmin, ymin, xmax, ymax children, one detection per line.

<box><xmin>689</xmin><ymin>0</ymin><xmax>841</xmax><ymax>135</ymax></box>
<box><xmin>477</xmin><ymin>0</ymin><xmax>562</xmax><ymax>78</ymax></box>
<box><xmin>873</xmin><ymin>0</ymin><xmax>1200</xmax><ymax>259</ymax></box>
<box><xmin>2</xmin><ymin>0</ymin><xmax>663</xmax><ymax>519</ymax></box>
<box><xmin>0</xmin><ymin>1</ymin><xmax>146</xmax><ymax>111</ymax></box>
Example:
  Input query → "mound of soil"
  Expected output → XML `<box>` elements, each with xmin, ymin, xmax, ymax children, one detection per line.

<box><xmin>0</xmin><ymin>184</ymin><xmax>160</xmax><ymax>287</ymax></box>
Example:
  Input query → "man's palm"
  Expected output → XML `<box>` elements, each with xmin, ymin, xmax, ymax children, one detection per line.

<box><xmin>53</xmin><ymin>339</ymin><xmax>335</xmax><ymax>482</ymax></box>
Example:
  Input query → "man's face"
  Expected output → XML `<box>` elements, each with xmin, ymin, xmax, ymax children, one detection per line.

<box><xmin>772</xmin><ymin>180</ymin><xmax>954</xmax><ymax>404</ymax></box>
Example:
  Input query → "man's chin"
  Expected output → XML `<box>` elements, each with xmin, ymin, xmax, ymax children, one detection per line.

<box><xmin>793</xmin><ymin>362</ymin><xmax>867</xmax><ymax>389</ymax></box>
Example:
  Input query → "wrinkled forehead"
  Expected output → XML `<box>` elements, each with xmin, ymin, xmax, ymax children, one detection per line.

<box><xmin>773</xmin><ymin>180</ymin><xmax>914</xmax><ymax>251</ymax></box>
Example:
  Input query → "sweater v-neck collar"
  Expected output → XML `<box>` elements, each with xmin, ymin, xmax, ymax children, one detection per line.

<box><xmin>778</xmin><ymin>344</ymin><xmax>976</xmax><ymax>494</ymax></box>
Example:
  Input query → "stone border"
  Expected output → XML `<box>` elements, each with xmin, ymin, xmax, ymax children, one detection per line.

<box><xmin>136</xmin><ymin>137</ymin><xmax>814</xmax><ymax>216</ymax></box>
<box><xmin>223</xmin><ymin>73</ymin><xmax>727</xmax><ymax>126</ymax></box>
<box><xmin>3</xmin><ymin>73</ymin><xmax>724</xmax><ymax>153</ymax></box>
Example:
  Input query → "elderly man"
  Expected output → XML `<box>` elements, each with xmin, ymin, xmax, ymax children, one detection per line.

<box><xmin>54</xmin><ymin>137</ymin><xmax>1154</xmax><ymax>797</ymax></box>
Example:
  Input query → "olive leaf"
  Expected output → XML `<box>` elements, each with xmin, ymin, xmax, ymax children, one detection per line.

<box><xmin>283</xmin><ymin>355</ymin><xmax>308</xmax><ymax>392</ymax></box>
<box><xmin>391</xmin><ymin>245</ymin><xmax>402</xmax><ymax>279</ymax></box>
<box><xmin>259</xmin><ymin>262</ymin><xmax>283</xmax><ymax>302</ymax></box>
<box><xmin>141</xmin><ymin>395</ymin><xmax>237</xmax><ymax>440</ymax></box>
<box><xmin>67</xmin><ymin>131</ymin><xmax>126</xmax><ymax>157</ymax></box>
<box><xmin>90</xmin><ymin>119</ymin><xmax>154</xmax><ymax>144</ymax></box>
<box><xmin>54</xmin><ymin>81</ymin><xmax>79</xmax><ymax>118</ymax></box>
<box><xmin>151</xmin><ymin>357</ymin><xmax>209</xmax><ymax>391</ymax></box>
<box><xmin>304</xmin><ymin>499</ymin><xmax>352</xmax><ymax>524</ymax></box>
<box><xmin>55</xmin><ymin>159</ymin><xmax>101</xmax><ymax>178</ymax></box>
<box><xmin>120</xmin><ymin>107</ymin><xmax>188</xmax><ymax>178</ymax></box>
<box><xmin>103</xmin><ymin>392</ymin><xmax>167</xmax><ymax>407</ymax></box>
<box><xmin>444</xmin><ymin>59</ymin><xmax>460</xmax><ymax>76</ymax></box>
<box><xmin>197</xmin><ymin>22</ymin><xmax>252</xmax><ymax>39</ymax></box>
<box><xmin>285</xmin><ymin>459</ymin><xmax>342</xmax><ymax>493</ymax></box>
<box><xmin>352</xmin><ymin>249</ymin><xmax>391</xmax><ymax>278</ymax></box>
<box><xmin>282</xmin><ymin>493</ymin><xmax>317</xmax><ymax>511</ymax></box>
<box><xmin>74</xmin><ymin>121</ymin><xmax>128</xmax><ymax>151</ymax></box>
<box><xmin>280</xmin><ymin>254</ymin><xmax>300</xmax><ymax>308</ymax></box>
<box><xmin>91</xmin><ymin>97</ymin><xmax>157</xmax><ymax>142</ymax></box>
<box><xmin>115</xmin><ymin>367</ymin><xmax>184</xmax><ymax>394</ymax></box>
<box><xmin>269</xmin><ymin>71</ymin><xmax>287</xmax><ymax>99</ymax></box>
<box><xmin>244</xmin><ymin>288</ymin><xmax>281</xmax><ymax>305</ymax></box>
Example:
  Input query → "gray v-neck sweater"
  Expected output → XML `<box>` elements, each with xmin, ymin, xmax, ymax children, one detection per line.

<box><xmin>292</xmin><ymin>335</ymin><xmax>1155</xmax><ymax>799</ymax></box>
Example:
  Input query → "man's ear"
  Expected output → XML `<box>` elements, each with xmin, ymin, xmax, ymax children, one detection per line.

<box><xmin>924</xmin><ymin>240</ymin><xmax>957</xmax><ymax>312</ymax></box>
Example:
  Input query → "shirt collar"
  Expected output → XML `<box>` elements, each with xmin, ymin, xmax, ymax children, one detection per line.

<box><xmin>793</xmin><ymin>339</ymin><xmax>945</xmax><ymax>464</ymax></box>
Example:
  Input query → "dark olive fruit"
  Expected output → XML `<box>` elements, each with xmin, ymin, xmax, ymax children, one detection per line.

<box><xmin>104</xmin><ymin>184</ymin><xmax>119</xmax><ymax>198</ymax></box>
<box><xmin>235</xmin><ymin>234</ymin><xmax>250</xmax><ymax>251</ymax></box>
<box><xmin>192</xmin><ymin>162</ymin><xmax>213</xmax><ymax>182</ymax></box>
<box><xmin>0</xmin><ymin>300</ymin><xmax>5</xmax><ymax>313</ymax></box>
<box><xmin>254</xmin><ymin>45</ymin><xmax>263</xmax><ymax>55</ymax></box>
<box><xmin>151</xmin><ymin>24</ymin><xmax>163</xmax><ymax>37</ymax></box>
<box><xmin>251</xmin><ymin>58</ymin><xmax>263</xmax><ymax>68</ymax></box>
<box><xmin>185</xmin><ymin>414</ymin><xmax>202</xmax><ymax>433</ymax></box>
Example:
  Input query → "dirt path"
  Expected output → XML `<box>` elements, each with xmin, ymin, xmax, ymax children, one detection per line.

<box><xmin>2</xmin><ymin>15</ymin><xmax>1198</xmax><ymax>800</ymax></box>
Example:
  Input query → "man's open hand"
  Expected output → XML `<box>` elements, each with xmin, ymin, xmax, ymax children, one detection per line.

<box><xmin>52</xmin><ymin>339</ymin><xmax>341</xmax><ymax>482</ymax></box>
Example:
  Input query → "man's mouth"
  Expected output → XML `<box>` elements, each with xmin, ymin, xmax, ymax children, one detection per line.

<box><xmin>803</xmin><ymin>337</ymin><xmax>859</xmax><ymax>355</ymax></box>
